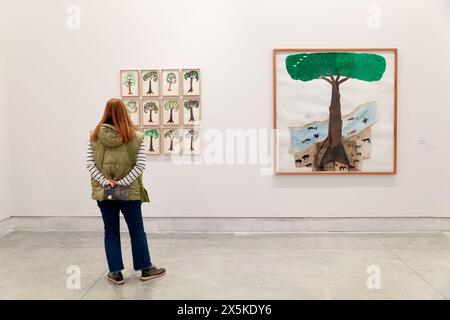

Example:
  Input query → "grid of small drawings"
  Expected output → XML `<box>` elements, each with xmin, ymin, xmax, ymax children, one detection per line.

<box><xmin>120</xmin><ymin>69</ymin><xmax>201</xmax><ymax>155</ymax></box>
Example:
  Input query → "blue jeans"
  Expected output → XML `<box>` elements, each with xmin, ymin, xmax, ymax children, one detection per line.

<box><xmin>97</xmin><ymin>200</ymin><xmax>152</xmax><ymax>272</ymax></box>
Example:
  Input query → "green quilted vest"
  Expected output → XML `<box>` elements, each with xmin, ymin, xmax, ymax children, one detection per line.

<box><xmin>90</xmin><ymin>124</ymin><xmax>144</xmax><ymax>201</ymax></box>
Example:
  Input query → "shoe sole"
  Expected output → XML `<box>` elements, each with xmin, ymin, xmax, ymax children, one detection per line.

<box><xmin>107</xmin><ymin>277</ymin><xmax>124</xmax><ymax>285</ymax></box>
<box><xmin>140</xmin><ymin>271</ymin><xmax>166</xmax><ymax>281</ymax></box>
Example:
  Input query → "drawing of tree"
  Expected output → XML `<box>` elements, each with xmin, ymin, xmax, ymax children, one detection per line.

<box><xmin>164</xmin><ymin>129</ymin><xmax>179</xmax><ymax>152</ymax></box>
<box><xmin>163</xmin><ymin>100</ymin><xmax>179</xmax><ymax>124</ymax></box>
<box><xmin>285</xmin><ymin>52</ymin><xmax>386</xmax><ymax>168</ymax></box>
<box><xmin>143</xmin><ymin>71</ymin><xmax>158</xmax><ymax>95</ymax></box>
<box><xmin>143</xmin><ymin>101</ymin><xmax>158</xmax><ymax>123</ymax></box>
<box><xmin>125</xmin><ymin>100</ymin><xmax>138</xmax><ymax>114</ymax></box>
<box><xmin>123</xmin><ymin>72</ymin><xmax>136</xmax><ymax>95</ymax></box>
<box><xmin>185</xmin><ymin>129</ymin><xmax>199</xmax><ymax>152</ymax></box>
<box><xmin>184</xmin><ymin>100</ymin><xmax>199</xmax><ymax>123</ymax></box>
<box><xmin>166</xmin><ymin>72</ymin><xmax>177</xmax><ymax>92</ymax></box>
<box><xmin>145</xmin><ymin>129</ymin><xmax>159</xmax><ymax>152</ymax></box>
<box><xmin>184</xmin><ymin>70</ymin><xmax>199</xmax><ymax>93</ymax></box>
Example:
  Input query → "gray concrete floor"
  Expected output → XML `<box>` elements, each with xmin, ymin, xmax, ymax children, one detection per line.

<box><xmin>1</xmin><ymin>231</ymin><xmax>450</xmax><ymax>299</ymax></box>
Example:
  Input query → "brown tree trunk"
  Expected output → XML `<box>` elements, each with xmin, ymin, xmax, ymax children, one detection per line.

<box><xmin>189</xmin><ymin>107</ymin><xmax>195</xmax><ymax>122</ymax></box>
<box><xmin>168</xmin><ymin>108</ymin><xmax>174</xmax><ymax>123</ymax></box>
<box><xmin>188</xmin><ymin>78</ymin><xmax>193</xmax><ymax>92</ymax></box>
<box><xmin>318</xmin><ymin>82</ymin><xmax>350</xmax><ymax>168</ymax></box>
<box><xmin>149</xmin><ymin>110</ymin><xmax>153</xmax><ymax>123</ymax></box>
<box><xmin>127</xmin><ymin>83</ymin><xmax>132</xmax><ymax>94</ymax></box>
<box><xmin>190</xmin><ymin>137</ymin><xmax>194</xmax><ymax>151</ymax></box>
<box><xmin>168</xmin><ymin>81</ymin><xmax>172</xmax><ymax>91</ymax></box>
<box><xmin>147</xmin><ymin>81</ymin><xmax>153</xmax><ymax>95</ymax></box>
<box><xmin>149</xmin><ymin>136</ymin><xmax>154</xmax><ymax>152</ymax></box>
<box><xmin>169</xmin><ymin>139</ymin><xmax>174</xmax><ymax>151</ymax></box>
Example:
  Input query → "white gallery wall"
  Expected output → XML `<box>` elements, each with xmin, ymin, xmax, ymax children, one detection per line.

<box><xmin>0</xmin><ymin>2</ymin><xmax>12</xmax><ymax>221</ymax></box>
<box><xmin>2</xmin><ymin>0</ymin><xmax>450</xmax><ymax>218</ymax></box>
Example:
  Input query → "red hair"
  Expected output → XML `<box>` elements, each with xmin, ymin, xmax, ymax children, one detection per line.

<box><xmin>90</xmin><ymin>98</ymin><xmax>136</xmax><ymax>143</ymax></box>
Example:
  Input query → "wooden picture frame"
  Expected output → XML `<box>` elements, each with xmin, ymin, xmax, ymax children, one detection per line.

<box><xmin>141</xmin><ymin>69</ymin><xmax>160</xmax><ymax>97</ymax></box>
<box><xmin>122</xmin><ymin>98</ymin><xmax>141</xmax><ymax>126</ymax></box>
<box><xmin>182</xmin><ymin>127</ymin><xmax>201</xmax><ymax>155</ymax></box>
<box><xmin>120</xmin><ymin>70</ymin><xmax>140</xmax><ymax>97</ymax></box>
<box><xmin>273</xmin><ymin>48</ymin><xmax>397</xmax><ymax>175</ymax></box>
<box><xmin>182</xmin><ymin>68</ymin><xmax>201</xmax><ymax>96</ymax></box>
<box><xmin>142</xmin><ymin>98</ymin><xmax>161</xmax><ymax>126</ymax></box>
<box><xmin>161</xmin><ymin>69</ymin><xmax>181</xmax><ymax>96</ymax></box>
<box><xmin>162</xmin><ymin>98</ymin><xmax>181</xmax><ymax>126</ymax></box>
<box><xmin>163</xmin><ymin>127</ymin><xmax>182</xmax><ymax>155</ymax></box>
<box><xmin>142</xmin><ymin>127</ymin><xmax>161</xmax><ymax>155</ymax></box>
<box><xmin>182</xmin><ymin>98</ymin><xmax>201</xmax><ymax>125</ymax></box>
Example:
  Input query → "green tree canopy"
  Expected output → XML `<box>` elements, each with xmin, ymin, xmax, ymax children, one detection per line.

<box><xmin>164</xmin><ymin>100</ymin><xmax>179</xmax><ymax>111</ymax></box>
<box><xmin>143</xmin><ymin>71</ymin><xmax>158</xmax><ymax>82</ymax></box>
<box><xmin>123</xmin><ymin>72</ymin><xmax>136</xmax><ymax>85</ymax></box>
<box><xmin>144</xmin><ymin>101</ymin><xmax>158</xmax><ymax>113</ymax></box>
<box><xmin>125</xmin><ymin>100</ymin><xmax>138</xmax><ymax>113</ymax></box>
<box><xmin>184</xmin><ymin>100</ymin><xmax>199</xmax><ymax>109</ymax></box>
<box><xmin>166</xmin><ymin>73</ymin><xmax>177</xmax><ymax>83</ymax></box>
<box><xmin>145</xmin><ymin>129</ymin><xmax>159</xmax><ymax>139</ymax></box>
<box><xmin>184</xmin><ymin>70</ymin><xmax>199</xmax><ymax>81</ymax></box>
<box><xmin>285</xmin><ymin>52</ymin><xmax>386</xmax><ymax>82</ymax></box>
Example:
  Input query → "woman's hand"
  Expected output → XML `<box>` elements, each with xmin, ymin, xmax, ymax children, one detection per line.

<box><xmin>108</xmin><ymin>180</ymin><xmax>119</xmax><ymax>187</ymax></box>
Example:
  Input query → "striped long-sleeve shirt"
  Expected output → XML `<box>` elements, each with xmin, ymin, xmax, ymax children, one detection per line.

<box><xmin>85</xmin><ymin>141</ymin><xmax>147</xmax><ymax>186</ymax></box>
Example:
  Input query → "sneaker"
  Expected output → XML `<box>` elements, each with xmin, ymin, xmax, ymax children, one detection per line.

<box><xmin>141</xmin><ymin>265</ymin><xmax>166</xmax><ymax>281</ymax></box>
<box><xmin>107</xmin><ymin>271</ymin><xmax>124</xmax><ymax>285</ymax></box>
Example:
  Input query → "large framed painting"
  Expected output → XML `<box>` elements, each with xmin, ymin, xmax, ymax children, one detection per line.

<box><xmin>273</xmin><ymin>48</ymin><xmax>397</xmax><ymax>174</ymax></box>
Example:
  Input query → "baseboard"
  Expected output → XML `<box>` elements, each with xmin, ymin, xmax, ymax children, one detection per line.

<box><xmin>7</xmin><ymin>216</ymin><xmax>450</xmax><ymax>233</ymax></box>
<box><xmin>0</xmin><ymin>217</ymin><xmax>12</xmax><ymax>236</ymax></box>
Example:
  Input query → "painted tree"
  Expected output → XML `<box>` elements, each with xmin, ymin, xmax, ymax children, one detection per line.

<box><xmin>166</xmin><ymin>72</ymin><xmax>177</xmax><ymax>92</ymax></box>
<box><xmin>123</xmin><ymin>72</ymin><xmax>136</xmax><ymax>95</ymax></box>
<box><xmin>184</xmin><ymin>100</ymin><xmax>199</xmax><ymax>123</ymax></box>
<box><xmin>145</xmin><ymin>129</ymin><xmax>159</xmax><ymax>153</ymax></box>
<box><xmin>125</xmin><ymin>100</ymin><xmax>138</xmax><ymax>114</ymax></box>
<box><xmin>164</xmin><ymin>100</ymin><xmax>179</xmax><ymax>124</ymax></box>
<box><xmin>143</xmin><ymin>101</ymin><xmax>158</xmax><ymax>123</ymax></box>
<box><xmin>285</xmin><ymin>52</ymin><xmax>386</xmax><ymax>168</ymax></box>
<box><xmin>185</xmin><ymin>129</ymin><xmax>199</xmax><ymax>152</ymax></box>
<box><xmin>184</xmin><ymin>70</ymin><xmax>199</xmax><ymax>93</ymax></box>
<box><xmin>143</xmin><ymin>71</ymin><xmax>158</xmax><ymax>95</ymax></box>
<box><xmin>164</xmin><ymin>129</ymin><xmax>179</xmax><ymax>152</ymax></box>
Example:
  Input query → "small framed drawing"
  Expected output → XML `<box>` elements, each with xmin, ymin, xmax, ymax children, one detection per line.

<box><xmin>161</xmin><ymin>69</ymin><xmax>180</xmax><ymax>96</ymax></box>
<box><xmin>120</xmin><ymin>70</ymin><xmax>140</xmax><ymax>97</ymax></box>
<box><xmin>122</xmin><ymin>98</ymin><xmax>140</xmax><ymax>126</ymax></box>
<box><xmin>141</xmin><ymin>69</ymin><xmax>160</xmax><ymax>97</ymax></box>
<box><xmin>182</xmin><ymin>69</ymin><xmax>201</xmax><ymax>96</ymax></box>
<box><xmin>183</xmin><ymin>128</ymin><xmax>201</xmax><ymax>155</ymax></box>
<box><xmin>163</xmin><ymin>128</ymin><xmax>181</xmax><ymax>155</ymax></box>
<box><xmin>162</xmin><ymin>98</ymin><xmax>180</xmax><ymax>126</ymax></box>
<box><xmin>183</xmin><ymin>98</ymin><xmax>201</xmax><ymax>125</ymax></box>
<box><xmin>142</xmin><ymin>98</ymin><xmax>161</xmax><ymax>126</ymax></box>
<box><xmin>143</xmin><ymin>127</ymin><xmax>161</xmax><ymax>155</ymax></box>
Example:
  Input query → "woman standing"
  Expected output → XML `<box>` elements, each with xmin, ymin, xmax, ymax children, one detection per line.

<box><xmin>86</xmin><ymin>98</ymin><xmax>165</xmax><ymax>285</ymax></box>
